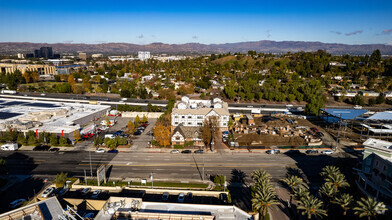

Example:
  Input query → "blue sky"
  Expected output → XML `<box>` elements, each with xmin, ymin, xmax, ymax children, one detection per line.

<box><xmin>0</xmin><ymin>0</ymin><xmax>391</xmax><ymax>45</ymax></box>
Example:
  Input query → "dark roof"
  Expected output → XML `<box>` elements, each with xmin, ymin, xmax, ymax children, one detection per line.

<box><xmin>321</xmin><ymin>108</ymin><xmax>368</xmax><ymax>120</ymax></box>
<box><xmin>173</xmin><ymin>126</ymin><xmax>201</xmax><ymax>139</ymax></box>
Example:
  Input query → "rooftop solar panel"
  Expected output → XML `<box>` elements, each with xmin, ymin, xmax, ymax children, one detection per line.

<box><xmin>24</xmin><ymin>103</ymin><xmax>60</xmax><ymax>108</ymax></box>
<box><xmin>0</xmin><ymin>112</ymin><xmax>22</xmax><ymax>119</ymax></box>
<box><xmin>0</xmin><ymin>101</ymin><xmax>27</xmax><ymax>106</ymax></box>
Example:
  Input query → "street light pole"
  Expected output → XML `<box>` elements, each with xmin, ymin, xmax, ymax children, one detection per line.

<box><xmin>151</xmin><ymin>173</ymin><xmax>154</xmax><ymax>189</ymax></box>
<box><xmin>89</xmin><ymin>151</ymin><xmax>93</xmax><ymax>177</ymax></box>
<box><xmin>202</xmin><ymin>155</ymin><xmax>205</xmax><ymax>181</ymax></box>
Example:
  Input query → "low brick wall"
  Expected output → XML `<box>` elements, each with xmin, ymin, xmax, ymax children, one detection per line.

<box><xmin>122</xmin><ymin>112</ymin><xmax>163</xmax><ymax>118</ymax></box>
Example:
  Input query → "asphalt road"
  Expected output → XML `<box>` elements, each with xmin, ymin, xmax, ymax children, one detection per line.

<box><xmin>0</xmin><ymin>151</ymin><xmax>353</xmax><ymax>184</ymax></box>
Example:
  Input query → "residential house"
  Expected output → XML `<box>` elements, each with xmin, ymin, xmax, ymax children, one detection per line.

<box><xmin>171</xmin><ymin>126</ymin><xmax>203</xmax><ymax>146</ymax></box>
<box><xmin>171</xmin><ymin>96</ymin><xmax>230</xmax><ymax>132</ymax></box>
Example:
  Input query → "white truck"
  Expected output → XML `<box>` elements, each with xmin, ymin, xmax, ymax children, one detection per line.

<box><xmin>1</xmin><ymin>90</ymin><xmax>17</xmax><ymax>94</ymax></box>
<box><xmin>1</xmin><ymin>143</ymin><xmax>18</xmax><ymax>151</ymax></box>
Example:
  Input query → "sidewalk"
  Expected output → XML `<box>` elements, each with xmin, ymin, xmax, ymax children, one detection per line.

<box><xmin>269</xmin><ymin>187</ymin><xmax>291</xmax><ymax>220</ymax></box>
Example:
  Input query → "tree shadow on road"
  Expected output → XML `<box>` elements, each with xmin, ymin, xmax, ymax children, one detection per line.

<box><xmin>227</xmin><ymin>169</ymin><xmax>252</xmax><ymax>212</ymax></box>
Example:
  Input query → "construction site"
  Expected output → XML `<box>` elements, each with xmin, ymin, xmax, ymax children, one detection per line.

<box><xmin>231</xmin><ymin>113</ymin><xmax>324</xmax><ymax>148</ymax></box>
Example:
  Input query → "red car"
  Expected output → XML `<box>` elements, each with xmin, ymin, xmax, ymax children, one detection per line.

<box><xmin>311</xmin><ymin>127</ymin><xmax>319</xmax><ymax>133</ymax></box>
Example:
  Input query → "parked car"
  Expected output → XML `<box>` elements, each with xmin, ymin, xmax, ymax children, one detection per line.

<box><xmin>9</xmin><ymin>199</ymin><xmax>26</xmax><ymax>209</ymax></box>
<box><xmin>95</xmin><ymin>149</ymin><xmax>105</xmax><ymax>153</ymax></box>
<box><xmin>162</xmin><ymin>192</ymin><xmax>169</xmax><ymax>201</ymax></box>
<box><xmin>219</xmin><ymin>193</ymin><xmax>228</xmax><ymax>204</ymax></box>
<box><xmin>101</xmin><ymin>126</ymin><xmax>109</xmax><ymax>131</ymax></box>
<box><xmin>58</xmin><ymin>188</ymin><xmax>69</xmax><ymax>197</ymax></box>
<box><xmin>266</xmin><ymin>149</ymin><xmax>280</xmax><ymax>154</ymax></box>
<box><xmin>311</xmin><ymin>127</ymin><xmax>319</xmax><ymax>133</ymax></box>
<box><xmin>81</xmin><ymin>187</ymin><xmax>91</xmax><ymax>196</ymax></box>
<box><xmin>321</xmin><ymin>150</ymin><xmax>334</xmax><ymax>155</ymax></box>
<box><xmin>306</xmin><ymin>149</ymin><xmax>319</xmax><ymax>154</ymax></box>
<box><xmin>108</xmin><ymin>149</ymin><xmax>118</xmax><ymax>153</ymax></box>
<box><xmin>100</xmin><ymin>190</ymin><xmax>109</xmax><ymax>199</ymax></box>
<box><xmin>133</xmin><ymin>131</ymin><xmax>142</xmax><ymax>135</ymax></box>
<box><xmin>33</xmin><ymin>145</ymin><xmax>51</xmax><ymax>151</ymax></box>
<box><xmin>316</xmin><ymin>132</ymin><xmax>324</xmax><ymax>137</ymax></box>
<box><xmin>185</xmin><ymin>192</ymin><xmax>193</xmax><ymax>203</ymax></box>
<box><xmin>104</xmin><ymin>134</ymin><xmax>116</xmax><ymax>139</ymax></box>
<box><xmin>119</xmin><ymin>134</ymin><xmax>129</xmax><ymax>138</ymax></box>
<box><xmin>83</xmin><ymin>213</ymin><xmax>95</xmax><ymax>219</ymax></box>
<box><xmin>114</xmin><ymin>130</ymin><xmax>123</xmax><ymax>136</ymax></box>
<box><xmin>181</xmin><ymin>150</ymin><xmax>192</xmax><ymax>154</ymax></box>
<box><xmin>41</xmin><ymin>187</ymin><xmax>55</xmax><ymax>198</ymax></box>
<box><xmin>178</xmin><ymin>192</ymin><xmax>185</xmax><ymax>202</ymax></box>
<box><xmin>91</xmin><ymin>189</ymin><xmax>102</xmax><ymax>199</ymax></box>
<box><xmin>194</xmin><ymin>150</ymin><xmax>204</xmax><ymax>154</ymax></box>
<box><xmin>170</xmin><ymin>150</ymin><xmax>179</xmax><ymax>154</ymax></box>
<box><xmin>49</xmin><ymin>147</ymin><xmax>59</xmax><ymax>152</ymax></box>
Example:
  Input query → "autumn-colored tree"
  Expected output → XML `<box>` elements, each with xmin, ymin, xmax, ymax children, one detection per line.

<box><xmin>82</xmin><ymin>77</ymin><xmax>91</xmax><ymax>92</ymax></box>
<box><xmin>73</xmin><ymin>130</ymin><xmax>81</xmax><ymax>141</ymax></box>
<box><xmin>134</xmin><ymin>115</ymin><xmax>141</xmax><ymax>125</ymax></box>
<box><xmin>94</xmin><ymin>74</ymin><xmax>101</xmax><ymax>84</ymax></box>
<box><xmin>126</xmin><ymin>120</ymin><xmax>135</xmax><ymax>134</ymax></box>
<box><xmin>31</xmin><ymin>72</ymin><xmax>40</xmax><ymax>82</ymax></box>
<box><xmin>142</xmin><ymin>115</ymin><xmax>148</xmax><ymax>123</ymax></box>
<box><xmin>23</xmin><ymin>72</ymin><xmax>31</xmax><ymax>83</ymax></box>
<box><xmin>72</xmin><ymin>84</ymin><xmax>85</xmax><ymax>94</ymax></box>
<box><xmin>60</xmin><ymin>74</ymin><xmax>68</xmax><ymax>82</ymax></box>
<box><xmin>201</xmin><ymin>116</ymin><xmax>219</xmax><ymax>150</ymax></box>
<box><xmin>153</xmin><ymin>123</ymin><xmax>171</xmax><ymax>147</ymax></box>
<box><xmin>68</xmin><ymin>75</ymin><xmax>76</xmax><ymax>85</ymax></box>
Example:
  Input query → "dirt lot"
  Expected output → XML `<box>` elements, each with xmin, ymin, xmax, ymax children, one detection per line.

<box><xmin>233</xmin><ymin>115</ymin><xmax>321</xmax><ymax>147</ymax></box>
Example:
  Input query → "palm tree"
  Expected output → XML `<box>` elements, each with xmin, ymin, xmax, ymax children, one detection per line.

<box><xmin>324</xmin><ymin>173</ymin><xmax>350</xmax><ymax>190</ymax></box>
<box><xmin>252</xmin><ymin>169</ymin><xmax>272</xmax><ymax>185</ymax></box>
<box><xmin>282</xmin><ymin>175</ymin><xmax>303</xmax><ymax>206</ymax></box>
<box><xmin>332</xmin><ymin>193</ymin><xmax>353</xmax><ymax>216</ymax></box>
<box><xmin>252</xmin><ymin>187</ymin><xmax>279</xmax><ymax>220</ymax></box>
<box><xmin>320</xmin><ymin>166</ymin><xmax>340</xmax><ymax>178</ymax></box>
<box><xmin>297</xmin><ymin>195</ymin><xmax>327</xmax><ymax>219</ymax></box>
<box><xmin>319</xmin><ymin>182</ymin><xmax>338</xmax><ymax>199</ymax></box>
<box><xmin>293</xmin><ymin>186</ymin><xmax>310</xmax><ymax>201</ymax></box>
<box><xmin>353</xmin><ymin>197</ymin><xmax>387</xmax><ymax>220</ymax></box>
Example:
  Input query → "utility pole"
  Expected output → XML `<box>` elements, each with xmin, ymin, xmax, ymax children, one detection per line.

<box><xmin>151</xmin><ymin>173</ymin><xmax>154</xmax><ymax>189</ymax></box>
<box><xmin>202</xmin><ymin>155</ymin><xmax>205</xmax><ymax>181</ymax></box>
<box><xmin>335</xmin><ymin>113</ymin><xmax>342</xmax><ymax>151</ymax></box>
<box><xmin>89</xmin><ymin>151</ymin><xmax>93</xmax><ymax>177</ymax></box>
<box><xmin>84</xmin><ymin>169</ymin><xmax>87</xmax><ymax>185</ymax></box>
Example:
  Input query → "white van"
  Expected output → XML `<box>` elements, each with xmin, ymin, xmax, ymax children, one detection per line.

<box><xmin>1</xmin><ymin>143</ymin><xmax>18</xmax><ymax>151</ymax></box>
<box><xmin>104</xmin><ymin>134</ymin><xmax>116</xmax><ymax>139</ymax></box>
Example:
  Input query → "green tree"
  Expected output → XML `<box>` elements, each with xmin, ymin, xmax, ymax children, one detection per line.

<box><xmin>59</xmin><ymin>137</ymin><xmax>68</xmax><ymax>146</ymax></box>
<box><xmin>94</xmin><ymin>137</ymin><xmax>103</xmax><ymax>146</ymax></box>
<box><xmin>282</xmin><ymin>175</ymin><xmax>303</xmax><ymax>206</ymax></box>
<box><xmin>73</xmin><ymin>130</ymin><xmax>81</xmax><ymax>141</ymax></box>
<box><xmin>297</xmin><ymin>195</ymin><xmax>327</xmax><ymax>219</ymax></box>
<box><xmin>50</xmin><ymin>135</ymin><xmax>59</xmax><ymax>146</ymax></box>
<box><xmin>55</xmin><ymin>172</ymin><xmax>68</xmax><ymax>188</ymax></box>
<box><xmin>27</xmin><ymin>135</ymin><xmax>38</xmax><ymax>146</ymax></box>
<box><xmin>332</xmin><ymin>193</ymin><xmax>353</xmax><ymax>216</ymax></box>
<box><xmin>17</xmin><ymin>133</ymin><xmax>26</xmax><ymax>145</ymax></box>
<box><xmin>0</xmin><ymin>158</ymin><xmax>7</xmax><ymax>175</ymax></box>
<box><xmin>353</xmin><ymin>197</ymin><xmax>387</xmax><ymax>220</ymax></box>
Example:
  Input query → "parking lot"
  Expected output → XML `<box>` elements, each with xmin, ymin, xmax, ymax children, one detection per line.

<box><xmin>76</xmin><ymin>115</ymin><xmax>157</xmax><ymax>152</ymax></box>
<box><xmin>48</xmin><ymin>187</ymin><xmax>225</xmax><ymax>206</ymax></box>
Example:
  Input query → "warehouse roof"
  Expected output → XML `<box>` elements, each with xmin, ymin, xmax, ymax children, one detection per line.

<box><xmin>366</xmin><ymin>111</ymin><xmax>392</xmax><ymax>121</ymax></box>
<box><xmin>321</xmin><ymin>108</ymin><xmax>368</xmax><ymax>120</ymax></box>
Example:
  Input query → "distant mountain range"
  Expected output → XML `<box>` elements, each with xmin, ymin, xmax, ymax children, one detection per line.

<box><xmin>1</xmin><ymin>41</ymin><xmax>392</xmax><ymax>55</ymax></box>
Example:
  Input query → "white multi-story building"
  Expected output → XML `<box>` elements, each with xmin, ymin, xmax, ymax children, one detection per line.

<box><xmin>171</xmin><ymin>96</ymin><xmax>230</xmax><ymax>131</ymax></box>
<box><xmin>138</xmin><ymin>51</ymin><xmax>151</xmax><ymax>60</ymax></box>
